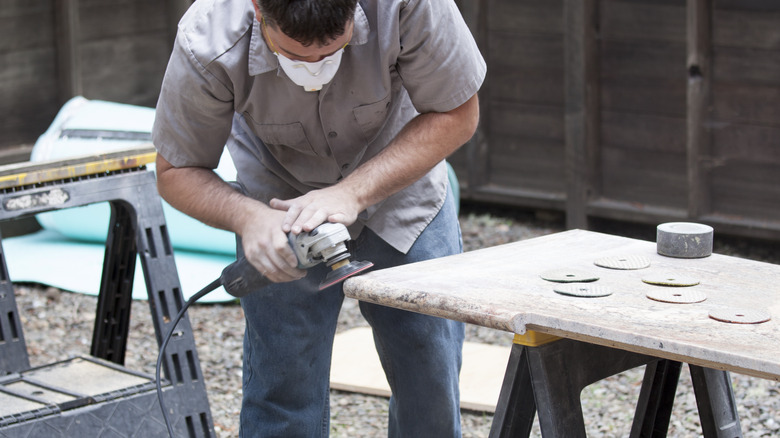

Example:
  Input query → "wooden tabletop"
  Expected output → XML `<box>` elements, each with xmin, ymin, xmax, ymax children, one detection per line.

<box><xmin>343</xmin><ymin>229</ymin><xmax>780</xmax><ymax>381</ymax></box>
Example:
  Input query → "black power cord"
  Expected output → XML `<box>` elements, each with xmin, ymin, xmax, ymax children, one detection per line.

<box><xmin>156</xmin><ymin>277</ymin><xmax>221</xmax><ymax>438</ymax></box>
<box><xmin>152</xmin><ymin>236</ymin><xmax>366</xmax><ymax>436</ymax></box>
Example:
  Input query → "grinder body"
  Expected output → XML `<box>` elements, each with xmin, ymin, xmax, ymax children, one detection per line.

<box><xmin>219</xmin><ymin>223</ymin><xmax>372</xmax><ymax>297</ymax></box>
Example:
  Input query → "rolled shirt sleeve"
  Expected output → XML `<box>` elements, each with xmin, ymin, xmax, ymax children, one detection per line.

<box><xmin>397</xmin><ymin>0</ymin><xmax>486</xmax><ymax>113</ymax></box>
<box><xmin>152</xmin><ymin>8</ymin><xmax>243</xmax><ymax>169</ymax></box>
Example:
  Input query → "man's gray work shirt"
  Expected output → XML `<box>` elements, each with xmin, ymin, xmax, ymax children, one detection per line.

<box><xmin>152</xmin><ymin>0</ymin><xmax>486</xmax><ymax>253</ymax></box>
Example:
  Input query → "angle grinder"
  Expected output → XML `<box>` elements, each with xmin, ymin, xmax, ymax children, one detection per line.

<box><xmin>157</xmin><ymin>222</ymin><xmax>372</xmax><ymax>437</ymax></box>
<box><xmin>220</xmin><ymin>222</ymin><xmax>374</xmax><ymax>296</ymax></box>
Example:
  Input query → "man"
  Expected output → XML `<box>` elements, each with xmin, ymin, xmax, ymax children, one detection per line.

<box><xmin>152</xmin><ymin>0</ymin><xmax>485</xmax><ymax>436</ymax></box>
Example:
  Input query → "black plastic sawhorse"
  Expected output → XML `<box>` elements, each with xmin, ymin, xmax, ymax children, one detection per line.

<box><xmin>0</xmin><ymin>148</ymin><xmax>214</xmax><ymax>437</ymax></box>
<box><xmin>489</xmin><ymin>332</ymin><xmax>742</xmax><ymax>437</ymax></box>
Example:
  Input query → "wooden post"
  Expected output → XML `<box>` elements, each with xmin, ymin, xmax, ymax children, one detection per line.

<box><xmin>686</xmin><ymin>0</ymin><xmax>712</xmax><ymax>219</ymax></box>
<box><xmin>167</xmin><ymin>0</ymin><xmax>193</xmax><ymax>45</ymax></box>
<box><xmin>54</xmin><ymin>0</ymin><xmax>82</xmax><ymax>104</ymax></box>
<box><xmin>564</xmin><ymin>0</ymin><xmax>599</xmax><ymax>230</ymax></box>
<box><xmin>463</xmin><ymin>0</ymin><xmax>490</xmax><ymax>195</ymax></box>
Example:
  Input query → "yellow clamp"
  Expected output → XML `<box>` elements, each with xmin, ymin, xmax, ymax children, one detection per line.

<box><xmin>513</xmin><ymin>330</ymin><xmax>561</xmax><ymax>347</ymax></box>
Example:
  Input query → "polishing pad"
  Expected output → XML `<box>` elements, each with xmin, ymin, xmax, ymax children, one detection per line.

<box><xmin>320</xmin><ymin>260</ymin><xmax>374</xmax><ymax>290</ymax></box>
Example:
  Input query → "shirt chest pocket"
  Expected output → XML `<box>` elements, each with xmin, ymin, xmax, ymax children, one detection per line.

<box><xmin>249</xmin><ymin>119</ymin><xmax>318</xmax><ymax>157</ymax></box>
<box><xmin>352</xmin><ymin>92</ymin><xmax>392</xmax><ymax>144</ymax></box>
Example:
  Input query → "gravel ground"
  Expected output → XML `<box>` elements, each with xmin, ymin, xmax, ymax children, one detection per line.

<box><xmin>13</xmin><ymin>203</ymin><xmax>780</xmax><ymax>437</ymax></box>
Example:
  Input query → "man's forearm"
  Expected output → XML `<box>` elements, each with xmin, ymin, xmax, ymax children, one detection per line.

<box><xmin>340</xmin><ymin>93</ymin><xmax>479</xmax><ymax>211</ymax></box>
<box><xmin>155</xmin><ymin>154</ymin><xmax>268</xmax><ymax>235</ymax></box>
<box><xmin>155</xmin><ymin>154</ymin><xmax>305</xmax><ymax>280</ymax></box>
<box><xmin>264</xmin><ymin>93</ymin><xmax>480</xmax><ymax>234</ymax></box>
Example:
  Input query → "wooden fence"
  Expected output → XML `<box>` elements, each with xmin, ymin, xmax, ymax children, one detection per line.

<box><xmin>2</xmin><ymin>0</ymin><xmax>779</xmax><ymax>241</ymax></box>
<box><xmin>0</xmin><ymin>0</ymin><xmax>190</xmax><ymax>153</ymax></box>
<box><xmin>451</xmin><ymin>0</ymin><xmax>780</xmax><ymax>241</ymax></box>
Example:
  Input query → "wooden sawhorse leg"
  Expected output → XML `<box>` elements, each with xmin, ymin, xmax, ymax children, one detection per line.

<box><xmin>630</xmin><ymin>360</ymin><xmax>743</xmax><ymax>438</ymax></box>
<box><xmin>489</xmin><ymin>333</ymin><xmax>655</xmax><ymax>437</ymax></box>
<box><xmin>629</xmin><ymin>359</ymin><xmax>682</xmax><ymax>437</ymax></box>
<box><xmin>489</xmin><ymin>334</ymin><xmax>743</xmax><ymax>438</ymax></box>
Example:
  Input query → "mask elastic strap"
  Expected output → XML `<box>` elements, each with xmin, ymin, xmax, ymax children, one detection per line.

<box><xmin>261</xmin><ymin>16</ymin><xmax>279</xmax><ymax>54</ymax></box>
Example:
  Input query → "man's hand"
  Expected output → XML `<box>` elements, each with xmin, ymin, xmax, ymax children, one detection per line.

<box><xmin>236</xmin><ymin>208</ymin><xmax>306</xmax><ymax>283</ymax></box>
<box><xmin>155</xmin><ymin>154</ymin><xmax>304</xmax><ymax>283</ymax></box>
<box><xmin>270</xmin><ymin>94</ymin><xmax>480</xmax><ymax>236</ymax></box>
<box><xmin>269</xmin><ymin>185</ymin><xmax>362</xmax><ymax>234</ymax></box>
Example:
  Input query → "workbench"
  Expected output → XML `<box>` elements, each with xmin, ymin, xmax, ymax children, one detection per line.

<box><xmin>343</xmin><ymin>229</ymin><xmax>779</xmax><ymax>437</ymax></box>
<box><xmin>0</xmin><ymin>147</ymin><xmax>214</xmax><ymax>437</ymax></box>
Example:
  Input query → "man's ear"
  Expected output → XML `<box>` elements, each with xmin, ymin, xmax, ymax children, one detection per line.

<box><xmin>250</xmin><ymin>0</ymin><xmax>262</xmax><ymax>19</ymax></box>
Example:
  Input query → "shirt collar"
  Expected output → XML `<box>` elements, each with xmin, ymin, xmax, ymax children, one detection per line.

<box><xmin>248</xmin><ymin>3</ymin><xmax>370</xmax><ymax>76</ymax></box>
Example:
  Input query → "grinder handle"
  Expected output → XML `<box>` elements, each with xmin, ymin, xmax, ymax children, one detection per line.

<box><xmin>219</xmin><ymin>257</ymin><xmax>274</xmax><ymax>298</ymax></box>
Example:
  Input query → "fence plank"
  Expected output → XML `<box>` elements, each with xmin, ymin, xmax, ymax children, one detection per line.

<box><xmin>687</xmin><ymin>0</ymin><xmax>712</xmax><ymax>219</ymax></box>
<box><xmin>54</xmin><ymin>0</ymin><xmax>82</xmax><ymax>104</ymax></box>
<box><xmin>564</xmin><ymin>0</ymin><xmax>598</xmax><ymax>230</ymax></box>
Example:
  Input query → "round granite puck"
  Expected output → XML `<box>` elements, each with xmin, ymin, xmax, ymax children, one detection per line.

<box><xmin>657</xmin><ymin>222</ymin><xmax>713</xmax><ymax>258</ymax></box>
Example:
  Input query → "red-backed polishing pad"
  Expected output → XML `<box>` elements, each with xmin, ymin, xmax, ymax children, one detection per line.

<box><xmin>319</xmin><ymin>260</ymin><xmax>374</xmax><ymax>290</ymax></box>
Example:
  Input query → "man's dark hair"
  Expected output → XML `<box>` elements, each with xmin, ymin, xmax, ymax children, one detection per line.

<box><xmin>257</xmin><ymin>0</ymin><xmax>358</xmax><ymax>46</ymax></box>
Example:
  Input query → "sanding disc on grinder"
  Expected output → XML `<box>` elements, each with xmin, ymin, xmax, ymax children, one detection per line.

<box><xmin>319</xmin><ymin>260</ymin><xmax>374</xmax><ymax>290</ymax></box>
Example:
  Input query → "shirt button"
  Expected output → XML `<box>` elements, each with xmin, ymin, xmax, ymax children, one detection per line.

<box><xmin>341</xmin><ymin>163</ymin><xmax>350</xmax><ymax>170</ymax></box>
<box><xmin>328</xmin><ymin>131</ymin><xmax>338</xmax><ymax>138</ymax></box>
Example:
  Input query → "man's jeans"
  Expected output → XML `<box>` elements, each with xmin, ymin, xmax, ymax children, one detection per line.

<box><xmin>239</xmin><ymin>190</ymin><xmax>464</xmax><ymax>437</ymax></box>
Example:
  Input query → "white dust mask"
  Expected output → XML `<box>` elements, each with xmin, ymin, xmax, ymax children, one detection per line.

<box><xmin>275</xmin><ymin>49</ymin><xmax>344</xmax><ymax>92</ymax></box>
